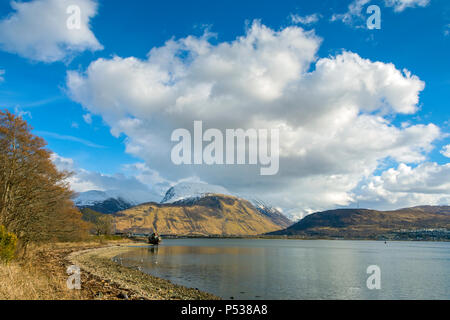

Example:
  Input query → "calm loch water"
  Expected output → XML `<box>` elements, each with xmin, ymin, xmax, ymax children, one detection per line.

<box><xmin>116</xmin><ymin>239</ymin><xmax>450</xmax><ymax>300</ymax></box>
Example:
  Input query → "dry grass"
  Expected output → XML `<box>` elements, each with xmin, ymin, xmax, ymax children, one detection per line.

<box><xmin>0</xmin><ymin>245</ymin><xmax>82</xmax><ymax>300</ymax></box>
<box><xmin>0</xmin><ymin>239</ymin><xmax>217</xmax><ymax>300</ymax></box>
<box><xmin>0</xmin><ymin>261</ymin><xmax>83</xmax><ymax>300</ymax></box>
<box><xmin>0</xmin><ymin>239</ymin><xmax>130</xmax><ymax>300</ymax></box>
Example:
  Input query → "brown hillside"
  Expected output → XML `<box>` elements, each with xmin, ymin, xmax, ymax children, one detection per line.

<box><xmin>113</xmin><ymin>194</ymin><xmax>287</xmax><ymax>236</ymax></box>
<box><xmin>268</xmin><ymin>206</ymin><xmax>450</xmax><ymax>238</ymax></box>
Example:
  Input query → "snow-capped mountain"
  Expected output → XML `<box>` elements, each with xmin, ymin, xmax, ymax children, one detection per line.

<box><xmin>160</xmin><ymin>182</ymin><xmax>293</xmax><ymax>228</ymax></box>
<box><xmin>74</xmin><ymin>183</ymin><xmax>293</xmax><ymax>228</ymax></box>
<box><xmin>250</xmin><ymin>198</ymin><xmax>293</xmax><ymax>228</ymax></box>
<box><xmin>74</xmin><ymin>190</ymin><xmax>139</xmax><ymax>214</ymax></box>
<box><xmin>74</xmin><ymin>190</ymin><xmax>125</xmax><ymax>206</ymax></box>
<box><xmin>160</xmin><ymin>182</ymin><xmax>232</xmax><ymax>203</ymax></box>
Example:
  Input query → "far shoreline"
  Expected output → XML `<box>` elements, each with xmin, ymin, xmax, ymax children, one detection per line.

<box><xmin>128</xmin><ymin>234</ymin><xmax>450</xmax><ymax>242</ymax></box>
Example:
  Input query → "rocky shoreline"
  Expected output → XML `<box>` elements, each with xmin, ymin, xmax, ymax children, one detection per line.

<box><xmin>68</xmin><ymin>244</ymin><xmax>220</xmax><ymax>300</ymax></box>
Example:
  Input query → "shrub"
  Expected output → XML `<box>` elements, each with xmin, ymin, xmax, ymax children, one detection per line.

<box><xmin>0</xmin><ymin>225</ymin><xmax>17</xmax><ymax>263</ymax></box>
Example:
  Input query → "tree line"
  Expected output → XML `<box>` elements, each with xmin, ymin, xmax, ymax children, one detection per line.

<box><xmin>0</xmin><ymin>110</ymin><xmax>97</xmax><ymax>258</ymax></box>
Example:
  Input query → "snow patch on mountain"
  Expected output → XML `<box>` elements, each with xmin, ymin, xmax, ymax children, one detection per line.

<box><xmin>161</xmin><ymin>182</ymin><xmax>232</xmax><ymax>203</ymax></box>
<box><xmin>74</xmin><ymin>190</ymin><xmax>136</xmax><ymax>207</ymax></box>
<box><xmin>159</xmin><ymin>182</ymin><xmax>292</xmax><ymax>225</ymax></box>
<box><xmin>74</xmin><ymin>188</ymin><xmax>164</xmax><ymax>207</ymax></box>
<box><xmin>74</xmin><ymin>183</ymin><xmax>293</xmax><ymax>226</ymax></box>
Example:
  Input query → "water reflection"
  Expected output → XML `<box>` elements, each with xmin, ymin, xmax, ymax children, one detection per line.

<box><xmin>116</xmin><ymin>239</ymin><xmax>450</xmax><ymax>300</ymax></box>
<box><xmin>121</xmin><ymin>245</ymin><xmax>259</xmax><ymax>256</ymax></box>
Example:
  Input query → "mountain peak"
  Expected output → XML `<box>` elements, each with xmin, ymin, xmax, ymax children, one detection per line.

<box><xmin>161</xmin><ymin>182</ymin><xmax>231</xmax><ymax>203</ymax></box>
<box><xmin>115</xmin><ymin>193</ymin><xmax>289</xmax><ymax>236</ymax></box>
<box><xmin>73</xmin><ymin>190</ymin><xmax>138</xmax><ymax>214</ymax></box>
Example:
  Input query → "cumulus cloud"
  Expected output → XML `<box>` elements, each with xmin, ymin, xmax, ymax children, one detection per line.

<box><xmin>0</xmin><ymin>0</ymin><xmax>102</xmax><ymax>62</ymax></box>
<box><xmin>355</xmin><ymin>162</ymin><xmax>450</xmax><ymax>209</ymax></box>
<box><xmin>66</xmin><ymin>21</ymin><xmax>444</xmax><ymax>218</ymax></box>
<box><xmin>290</xmin><ymin>13</ymin><xmax>321</xmax><ymax>25</ymax></box>
<box><xmin>441</xmin><ymin>145</ymin><xmax>450</xmax><ymax>158</ymax></box>
<box><xmin>51</xmin><ymin>154</ymin><xmax>167</xmax><ymax>203</ymax></box>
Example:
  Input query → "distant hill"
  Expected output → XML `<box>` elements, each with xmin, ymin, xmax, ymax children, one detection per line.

<box><xmin>80</xmin><ymin>208</ymin><xmax>114</xmax><ymax>235</ymax></box>
<box><xmin>74</xmin><ymin>190</ymin><xmax>137</xmax><ymax>214</ymax></box>
<box><xmin>268</xmin><ymin>206</ymin><xmax>450</xmax><ymax>239</ymax></box>
<box><xmin>113</xmin><ymin>194</ymin><xmax>292</xmax><ymax>236</ymax></box>
<box><xmin>80</xmin><ymin>207</ymin><xmax>105</xmax><ymax>224</ymax></box>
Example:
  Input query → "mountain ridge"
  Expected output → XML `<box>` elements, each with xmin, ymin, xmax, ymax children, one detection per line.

<box><xmin>113</xmin><ymin>193</ymin><xmax>292</xmax><ymax>236</ymax></box>
<box><xmin>161</xmin><ymin>182</ymin><xmax>231</xmax><ymax>203</ymax></box>
<box><xmin>74</xmin><ymin>190</ymin><xmax>136</xmax><ymax>214</ymax></box>
<box><xmin>268</xmin><ymin>206</ymin><xmax>450</xmax><ymax>239</ymax></box>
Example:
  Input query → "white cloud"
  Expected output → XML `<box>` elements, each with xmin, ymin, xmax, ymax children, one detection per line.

<box><xmin>83</xmin><ymin>113</ymin><xmax>92</xmax><ymax>124</ymax></box>
<box><xmin>291</xmin><ymin>13</ymin><xmax>321</xmax><ymax>25</ymax></box>
<box><xmin>0</xmin><ymin>69</ymin><xmax>4</xmax><ymax>82</ymax></box>
<box><xmin>355</xmin><ymin>162</ymin><xmax>450</xmax><ymax>209</ymax></box>
<box><xmin>441</xmin><ymin>144</ymin><xmax>450</xmax><ymax>158</ymax></box>
<box><xmin>51</xmin><ymin>153</ymin><xmax>167</xmax><ymax>203</ymax></box>
<box><xmin>36</xmin><ymin>131</ymin><xmax>105</xmax><ymax>148</ymax></box>
<box><xmin>14</xmin><ymin>106</ymin><xmax>32</xmax><ymax>119</ymax></box>
<box><xmin>384</xmin><ymin>0</ymin><xmax>430</xmax><ymax>12</ymax></box>
<box><xmin>332</xmin><ymin>0</ymin><xmax>430</xmax><ymax>27</ymax></box>
<box><xmin>331</xmin><ymin>0</ymin><xmax>370</xmax><ymax>26</ymax></box>
<box><xmin>0</xmin><ymin>0</ymin><xmax>102</xmax><ymax>62</ymax></box>
<box><xmin>51</xmin><ymin>153</ymin><xmax>75</xmax><ymax>171</ymax></box>
<box><xmin>67</xmin><ymin>21</ymin><xmax>443</xmax><ymax>218</ymax></box>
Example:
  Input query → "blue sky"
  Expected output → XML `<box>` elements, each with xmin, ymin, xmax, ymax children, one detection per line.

<box><xmin>0</xmin><ymin>0</ymin><xmax>449</xmax><ymax>218</ymax></box>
